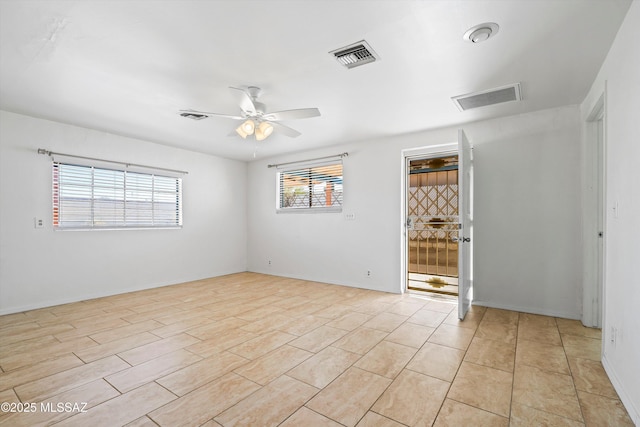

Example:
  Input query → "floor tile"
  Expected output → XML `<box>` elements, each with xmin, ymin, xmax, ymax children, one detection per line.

<box><xmin>15</xmin><ymin>355</ymin><xmax>130</xmax><ymax>402</ymax></box>
<box><xmin>556</xmin><ymin>318</ymin><xmax>602</xmax><ymax>339</ymax></box>
<box><xmin>234</xmin><ymin>344</ymin><xmax>313</xmax><ymax>385</ymax></box>
<box><xmin>561</xmin><ymin>334</ymin><xmax>601</xmax><ymax>361</ymax></box>
<box><xmin>481</xmin><ymin>308</ymin><xmax>519</xmax><ymax>325</ymax></box>
<box><xmin>407</xmin><ymin>309</ymin><xmax>448</xmax><ymax>328</ymax></box>
<box><xmin>0</xmin><ymin>273</ymin><xmax>633</xmax><ymax>426</ymax></box>
<box><xmin>314</xmin><ymin>304</ymin><xmax>354</xmax><ymax>319</ymax></box>
<box><xmin>442</xmin><ymin>307</ymin><xmax>483</xmax><ymax>329</ymax></box>
<box><xmin>519</xmin><ymin>312</ymin><xmax>557</xmax><ymax>328</ymax></box>
<box><xmin>386</xmin><ymin>301</ymin><xmax>425</xmax><ymax>316</ymax></box>
<box><xmin>276</xmin><ymin>315</ymin><xmax>327</xmax><ymax>336</ymax></box>
<box><xmin>185</xmin><ymin>328</ymin><xmax>258</xmax><ymax>358</ymax></box>
<box><xmin>361</xmin><ymin>312</ymin><xmax>408</xmax><ymax>332</ymax></box>
<box><xmin>516</xmin><ymin>338</ymin><xmax>570</xmax><ymax>374</ymax></box>
<box><xmin>509</xmin><ymin>402</ymin><xmax>585</xmax><ymax>427</ymax></box>
<box><xmin>306</xmin><ymin>367</ymin><xmax>392</xmax><ymax>427</ymax></box>
<box><xmin>428</xmin><ymin>323</ymin><xmax>475</xmax><ymax>350</ymax></box>
<box><xmin>149</xmin><ymin>372</ymin><xmax>260</xmax><ymax>426</ymax></box>
<box><xmin>354</xmin><ymin>301</ymin><xmax>393</xmax><ymax>316</ymax></box>
<box><xmin>74</xmin><ymin>331</ymin><xmax>161</xmax><ymax>363</ymax></box>
<box><xmin>89</xmin><ymin>320</ymin><xmax>164</xmax><ymax>344</ymax></box>
<box><xmin>518</xmin><ymin>322</ymin><xmax>562</xmax><ymax>346</ymax></box>
<box><xmin>433</xmin><ymin>398</ymin><xmax>509</xmax><ymax>427</ymax></box>
<box><xmin>423</xmin><ymin>300</ymin><xmax>456</xmax><ymax>314</ymax></box>
<box><xmin>512</xmin><ymin>364</ymin><xmax>583</xmax><ymax>422</ymax></box>
<box><xmin>356</xmin><ymin>412</ymin><xmax>404</xmax><ymax>427</ymax></box>
<box><xmin>287</xmin><ymin>346</ymin><xmax>361</xmax><ymax>389</ymax></box>
<box><xmin>117</xmin><ymin>333</ymin><xmax>201</xmax><ymax>365</ymax></box>
<box><xmin>280</xmin><ymin>407</ymin><xmax>342</xmax><ymax>427</ymax></box>
<box><xmin>577</xmin><ymin>389</ymin><xmax>635</xmax><ymax>426</ymax></box>
<box><xmin>354</xmin><ymin>341</ymin><xmax>416</xmax><ymax>379</ymax></box>
<box><xmin>240</xmin><ymin>313</ymin><xmax>293</xmax><ymax>334</ymax></box>
<box><xmin>406</xmin><ymin>342</ymin><xmax>464</xmax><ymax>382</ymax></box>
<box><xmin>289</xmin><ymin>325</ymin><xmax>349</xmax><ymax>353</ymax></box>
<box><xmin>227</xmin><ymin>330</ymin><xmax>296</xmax><ymax>360</ymax></box>
<box><xmin>1</xmin><ymin>379</ymin><xmax>119</xmax><ymax>426</ymax></box>
<box><xmin>0</xmin><ymin>353</ymin><xmax>84</xmax><ymax>391</ymax></box>
<box><xmin>0</xmin><ymin>336</ymin><xmax>97</xmax><ymax>371</ymax></box>
<box><xmin>568</xmin><ymin>357</ymin><xmax>617</xmax><ymax>398</ymax></box>
<box><xmin>157</xmin><ymin>352</ymin><xmax>248</xmax><ymax>396</ymax></box>
<box><xmin>326</xmin><ymin>312</ymin><xmax>372</xmax><ymax>331</ymax></box>
<box><xmin>54</xmin><ymin>382</ymin><xmax>176</xmax><ymax>427</ymax></box>
<box><xmin>124</xmin><ymin>416</ymin><xmax>159</xmax><ymax>427</ymax></box>
<box><xmin>372</xmin><ymin>369</ymin><xmax>449</xmax><ymax>426</ymax></box>
<box><xmin>447</xmin><ymin>361</ymin><xmax>513</xmax><ymax>417</ymax></box>
<box><xmin>331</xmin><ymin>327</ymin><xmax>388</xmax><ymax>355</ymax></box>
<box><xmin>215</xmin><ymin>375</ymin><xmax>318</xmax><ymax>427</ymax></box>
<box><xmin>463</xmin><ymin>336</ymin><xmax>515</xmax><ymax>372</ymax></box>
<box><xmin>474</xmin><ymin>320</ymin><xmax>518</xmax><ymax>346</ymax></box>
<box><xmin>106</xmin><ymin>349</ymin><xmax>202</xmax><ymax>393</ymax></box>
<box><xmin>384</xmin><ymin>322</ymin><xmax>434</xmax><ymax>348</ymax></box>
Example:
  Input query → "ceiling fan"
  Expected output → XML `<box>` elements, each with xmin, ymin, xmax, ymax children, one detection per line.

<box><xmin>179</xmin><ymin>86</ymin><xmax>321</xmax><ymax>141</ymax></box>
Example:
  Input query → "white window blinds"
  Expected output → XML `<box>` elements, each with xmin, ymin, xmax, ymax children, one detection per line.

<box><xmin>52</xmin><ymin>162</ymin><xmax>182</xmax><ymax>229</ymax></box>
<box><xmin>277</xmin><ymin>161</ymin><xmax>343</xmax><ymax>212</ymax></box>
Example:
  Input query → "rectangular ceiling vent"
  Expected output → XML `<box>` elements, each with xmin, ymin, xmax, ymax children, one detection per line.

<box><xmin>330</xmin><ymin>40</ymin><xmax>379</xmax><ymax>69</ymax></box>
<box><xmin>452</xmin><ymin>83</ymin><xmax>522</xmax><ymax>111</ymax></box>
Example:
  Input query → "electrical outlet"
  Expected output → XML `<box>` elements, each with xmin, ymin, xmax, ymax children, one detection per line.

<box><xmin>34</xmin><ymin>218</ymin><xmax>44</xmax><ymax>229</ymax></box>
<box><xmin>366</xmin><ymin>270</ymin><xmax>371</xmax><ymax>278</ymax></box>
<box><xmin>268</xmin><ymin>260</ymin><xmax>272</xmax><ymax>267</ymax></box>
<box><xmin>345</xmin><ymin>213</ymin><xmax>356</xmax><ymax>220</ymax></box>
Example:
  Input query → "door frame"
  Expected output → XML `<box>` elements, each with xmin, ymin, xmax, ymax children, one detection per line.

<box><xmin>400</xmin><ymin>143</ymin><xmax>458</xmax><ymax>294</ymax></box>
<box><xmin>583</xmin><ymin>93</ymin><xmax>606</xmax><ymax>328</ymax></box>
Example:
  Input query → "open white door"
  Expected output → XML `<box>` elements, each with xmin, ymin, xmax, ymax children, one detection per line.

<box><xmin>458</xmin><ymin>130</ymin><xmax>473</xmax><ymax>319</ymax></box>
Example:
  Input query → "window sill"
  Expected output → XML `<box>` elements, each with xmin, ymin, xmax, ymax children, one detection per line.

<box><xmin>276</xmin><ymin>207</ymin><xmax>342</xmax><ymax>214</ymax></box>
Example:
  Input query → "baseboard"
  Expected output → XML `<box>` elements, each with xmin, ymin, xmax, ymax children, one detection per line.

<box><xmin>472</xmin><ymin>299</ymin><xmax>581</xmax><ymax>320</ymax></box>
<box><xmin>602</xmin><ymin>354</ymin><xmax>640</xmax><ymax>426</ymax></box>
<box><xmin>247</xmin><ymin>268</ymin><xmax>401</xmax><ymax>294</ymax></box>
<box><xmin>0</xmin><ymin>270</ymin><xmax>243</xmax><ymax>316</ymax></box>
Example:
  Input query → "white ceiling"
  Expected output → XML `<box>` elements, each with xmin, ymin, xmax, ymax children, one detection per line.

<box><xmin>0</xmin><ymin>0</ymin><xmax>632</xmax><ymax>161</ymax></box>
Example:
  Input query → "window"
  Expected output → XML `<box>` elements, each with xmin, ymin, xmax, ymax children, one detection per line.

<box><xmin>52</xmin><ymin>162</ymin><xmax>182</xmax><ymax>229</ymax></box>
<box><xmin>277</xmin><ymin>161</ymin><xmax>343</xmax><ymax>212</ymax></box>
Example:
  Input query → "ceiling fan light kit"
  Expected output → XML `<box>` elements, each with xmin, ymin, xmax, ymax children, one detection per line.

<box><xmin>181</xmin><ymin>86</ymin><xmax>320</xmax><ymax>142</ymax></box>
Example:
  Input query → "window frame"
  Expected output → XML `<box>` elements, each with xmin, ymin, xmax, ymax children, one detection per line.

<box><xmin>276</xmin><ymin>160</ymin><xmax>343</xmax><ymax>214</ymax></box>
<box><xmin>52</xmin><ymin>161</ymin><xmax>183</xmax><ymax>230</ymax></box>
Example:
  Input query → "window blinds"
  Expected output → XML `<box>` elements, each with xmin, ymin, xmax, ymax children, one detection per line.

<box><xmin>52</xmin><ymin>162</ymin><xmax>182</xmax><ymax>229</ymax></box>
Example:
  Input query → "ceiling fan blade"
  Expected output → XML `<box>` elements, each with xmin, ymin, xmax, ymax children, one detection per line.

<box><xmin>262</xmin><ymin>108</ymin><xmax>321</xmax><ymax>121</ymax></box>
<box><xmin>270</xmin><ymin>121</ymin><xmax>301</xmax><ymax>138</ymax></box>
<box><xmin>179</xmin><ymin>109</ymin><xmax>243</xmax><ymax>120</ymax></box>
<box><xmin>229</xmin><ymin>86</ymin><xmax>257</xmax><ymax>114</ymax></box>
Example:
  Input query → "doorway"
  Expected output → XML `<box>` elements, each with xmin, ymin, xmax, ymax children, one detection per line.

<box><xmin>406</xmin><ymin>155</ymin><xmax>460</xmax><ymax>296</ymax></box>
<box><xmin>401</xmin><ymin>131</ymin><xmax>472</xmax><ymax>319</ymax></box>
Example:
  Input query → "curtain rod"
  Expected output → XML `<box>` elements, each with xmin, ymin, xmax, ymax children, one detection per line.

<box><xmin>37</xmin><ymin>149</ymin><xmax>189</xmax><ymax>175</ymax></box>
<box><xmin>267</xmin><ymin>152</ymin><xmax>348</xmax><ymax>169</ymax></box>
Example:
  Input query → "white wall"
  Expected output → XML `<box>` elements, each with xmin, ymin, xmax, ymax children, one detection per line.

<box><xmin>581</xmin><ymin>1</ymin><xmax>640</xmax><ymax>423</ymax></box>
<box><xmin>247</xmin><ymin>105</ymin><xmax>583</xmax><ymax>319</ymax></box>
<box><xmin>0</xmin><ymin>111</ymin><xmax>247</xmax><ymax>314</ymax></box>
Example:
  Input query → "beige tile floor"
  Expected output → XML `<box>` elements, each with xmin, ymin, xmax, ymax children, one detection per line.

<box><xmin>0</xmin><ymin>272</ymin><xmax>634</xmax><ymax>426</ymax></box>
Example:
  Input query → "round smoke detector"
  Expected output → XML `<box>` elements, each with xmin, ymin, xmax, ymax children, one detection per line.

<box><xmin>463</xmin><ymin>22</ymin><xmax>500</xmax><ymax>43</ymax></box>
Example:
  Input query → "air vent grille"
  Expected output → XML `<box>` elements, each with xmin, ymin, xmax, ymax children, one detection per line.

<box><xmin>452</xmin><ymin>83</ymin><xmax>522</xmax><ymax>111</ymax></box>
<box><xmin>330</xmin><ymin>40</ymin><xmax>379</xmax><ymax>69</ymax></box>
